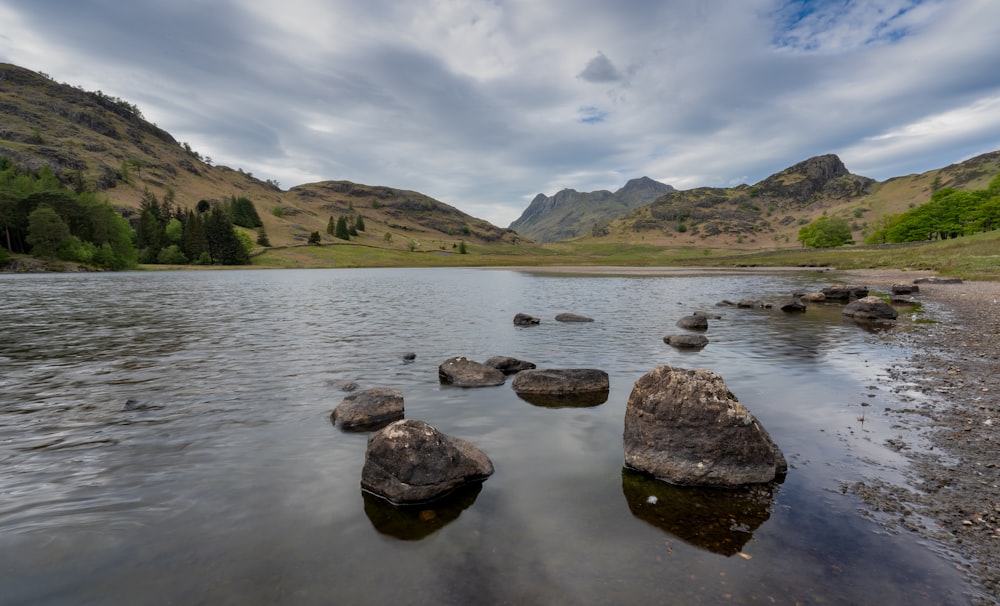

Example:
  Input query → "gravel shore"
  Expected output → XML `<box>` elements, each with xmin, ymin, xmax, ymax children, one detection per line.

<box><xmin>839</xmin><ymin>270</ymin><xmax>1000</xmax><ymax>605</ymax></box>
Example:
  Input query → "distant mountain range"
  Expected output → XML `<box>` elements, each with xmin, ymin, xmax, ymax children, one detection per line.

<box><xmin>509</xmin><ymin>176</ymin><xmax>675</xmax><ymax>242</ymax></box>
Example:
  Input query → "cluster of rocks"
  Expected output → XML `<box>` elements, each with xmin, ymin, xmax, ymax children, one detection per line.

<box><xmin>717</xmin><ymin>282</ymin><xmax>913</xmax><ymax>326</ymax></box>
<box><xmin>664</xmin><ymin>310</ymin><xmax>718</xmax><ymax>350</ymax></box>
<box><xmin>331</xmin><ymin>304</ymin><xmax>797</xmax><ymax>525</ymax></box>
<box><xmin>513</xmin><ymin>311</ymin><xmax>594</xmax><ymax>325</ymax></box>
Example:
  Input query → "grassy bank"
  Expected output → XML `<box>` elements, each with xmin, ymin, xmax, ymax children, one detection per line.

<box><xmin>246</xmin><ymin>231</ymin><xmax>1000</xmax><ymax>279</ymax></box>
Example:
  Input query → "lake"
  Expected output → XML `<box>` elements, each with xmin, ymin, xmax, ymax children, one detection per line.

<box><xmin>0</xmin><ymin>268</ymin><xmax>969</xmax><ymax>604</ymax></box>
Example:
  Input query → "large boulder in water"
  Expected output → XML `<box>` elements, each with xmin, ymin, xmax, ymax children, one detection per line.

<box><xmin>623</xmin><ymin>366</ymin><xmax>787</xmax><ymax>487</ymax></box>
<box><xmin>331</xmin><ymin>387</ymin><xmax>404</xmax><ymax>430</ymax></box>
<box><xmin>842</xmin><ymin>296</ymin><xmax>898</xmax><ymax>321</ymax></box>
<box><xmin>361</xmin><ymin>419</ymin><xmax>494</xmax><ymax>505</ymax></box>
<box><xmin>438</xmin><ymin>357</ymin><xmax>506</xmax><ymax>386</ymax></box>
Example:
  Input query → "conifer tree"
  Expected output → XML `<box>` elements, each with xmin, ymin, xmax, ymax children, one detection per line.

<box><xmin>327</xmin><ymin>216</ymin><xmax>336</xmax><ymax>235</ymax></box>
<box><xmin>335</xmin><ymin>215</ymin><xmax>350</xmax><ymax>240</ymax></box>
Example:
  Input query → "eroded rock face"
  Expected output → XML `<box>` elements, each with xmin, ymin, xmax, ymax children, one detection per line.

<box><xmin>438</xmin><ymin>357</ymin><xmax>506</xmax><ymax>387</ymax></box>
<box><xmin>511</xmin><ymin>368</ymin><xmax>610</xmax><ymax>396</ymax></box>
<box><xmin>513</xmin><ymin>313</ymin><xmax>540</xmax><ymax>326</ymax></box>
<box><xmin>676</xmin><ymin>315</ymin><xmax>708</xmax><ymax>330</ymax></box>
<box><xmin>842</xmin><ymin>296</ymin><xmax>898</xmax><ymax>321</ymax></box>
<box><xmin>663</xmin><ymin>334</ymin><xmax>709</xmax><ymax>349</ymax></box>
<box><xmin>485</xmin><ymin>356</ymin><xmax>536</xmax><ymax>375</ymax></box>
<box><xmin>361</xmin><ymin>419</ymin><xmax>494</xmax><ymax>505</ymax></box>
<box><xmin>332</xmin><ymin>387</ymin><xmax>405</xmax><ymax>430</ymax></box>
<box><xmin>623</xmin><ymin>366</ymin><xmax>787</xmax><ymax>487</ymax></box>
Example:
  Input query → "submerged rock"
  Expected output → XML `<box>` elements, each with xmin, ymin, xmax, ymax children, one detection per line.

<box><xmin>361</xmin><ymin>419</ymin><xmax>494</xmax><ymax>505</ymax></box>
<box><xmin>842</xmin><ymin>296</ymin><xmax>898</xmax><ymax>321</ymax></box>
<box><xmin>891</xmin><ymin>284</ymin><xmax>919</xmax><ymax>295</ymax></box>
<box><xmin>332</xmin><ymin>387</ymin><xmax>404</xmax><ymax>431</ymax></box>
<box><xmin>623</xmin><ymin>366</ymin><xmax>787</xmax><ymax>487</ymax></box>
<box><xmin>485</xmin><ymin>356</ymin><xmax>536</xmax><ymax>375</ymax></box>
<box><xmin>913</xmin><ymin>276</ymin><xmax>962</xmax><ymax>284</ymax></box>
<box><xmin>438</xmin><ymin>356</ymin><xmax>506</xmax><ymax>387</ymax></box>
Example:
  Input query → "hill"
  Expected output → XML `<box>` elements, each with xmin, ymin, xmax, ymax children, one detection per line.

<box><xmin>587</xmin><ymin>152</ymin><xmax>1000</xmax><ymax>249</ymax></box>
<box><xmin>509</xmin><ymin>176</ymin><xmax>674</xmax><ymax>242</ymax></box>
<box><xmin>0</xmin><ymin>63</ymin><xmax>516</xmax><ymax>251</ymax></box>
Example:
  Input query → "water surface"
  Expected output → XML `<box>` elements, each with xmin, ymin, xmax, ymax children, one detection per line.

<box><xmin>0</xmin><ymin>268</ymin><xmax>968</xmax><ymax>604</ymax></box>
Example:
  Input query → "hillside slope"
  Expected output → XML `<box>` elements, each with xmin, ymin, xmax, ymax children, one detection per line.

<box><xmin>0</xmin><ymin>63</ymin><xmax>515</xmax><ymax>249</ymax></box>
<box><xmin>509</xmin><ymin>176</ymin><xmax>674</xmax><ymax>242</ymax></box>
<box><xmin>591</xmin><ymin>152</ymin><xmax>1000</xmax><ymax>250</ymax></box>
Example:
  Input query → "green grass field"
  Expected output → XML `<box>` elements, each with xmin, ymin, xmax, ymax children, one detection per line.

<box><xmin>248</xmin><ymin>231</ymin><xmax>1000</xmax><ymax>279</ymax></box>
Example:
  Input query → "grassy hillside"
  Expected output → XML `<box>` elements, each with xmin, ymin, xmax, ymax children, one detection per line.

<box><xmin>584</xmin><ymin>152</ymin><xmax>1000</xmax><ymax>251</ymax></box>
<box><xmin>0</xmin><ymin>63</ymin><xmax>516</xmax><ymax>253</ymax></box>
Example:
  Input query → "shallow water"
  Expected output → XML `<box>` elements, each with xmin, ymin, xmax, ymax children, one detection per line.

<box><xmin>0</xmin><ymin>268</ymin><xmax>969</xmax><ymax>605</ymax></box>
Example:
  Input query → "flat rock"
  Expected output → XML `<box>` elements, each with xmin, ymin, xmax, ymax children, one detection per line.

<box><xmin>485</xmin><ymin>356</ymin><xmax>536</xmax><ymax>375</ymax></box>
<box><xmin>664</xmin><ymin>334</ymin><xmax>709</xmax><ymax>349</ymax></box>
<box><xmin>511</xmin><ymin>368</ymin><xmax>609</xmax><ymax>395</ymax></box>
<box><xmin>914</xmin><ymin>276</ymin><xmax>962</xmax><ymax>284</ymax></box>
<box><xmin>439</xmin><ymin>357</ymin><xmax>506</xmax><ymax>387</ymax></box>
<box><xmin>555</xmin><ymin>312</ymin><xmax>594</xmax><ymax>323</ymax></box>
<box><xmin>821</xmin><ymin>285</ymin><xmax>869</xmax><ymax>301</ymax></box>
<box><xmin>623</xmin><ymin>366</ymin><xmax>787</xmax><ymax>487</ymax></box>
<box><xmin>361</xmin><ymin>419</ymin><xmax>494</xmax><ymax>505</ymax></box>
<box><xmin>332</xmin><ymin>387</ymin><xmax>404</xmax><ymax>431</ymax></box>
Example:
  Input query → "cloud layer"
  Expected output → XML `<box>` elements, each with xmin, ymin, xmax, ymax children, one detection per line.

<box><xmin>2</xmin><ymin>0</ymin><xmax>998</xmax><ymax>226</ymax></box>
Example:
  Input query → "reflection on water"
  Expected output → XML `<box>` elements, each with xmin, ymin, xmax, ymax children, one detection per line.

<box><xmin>513</xmin><ymin>389</ymin><xmax>609</xmax><ymax>408</ymax></box>
<box><xmin>0</xmin><ymin>268</ymin><xmax>973</xmax><ymax>604</ymax></box>
<box><xmin>621</xmin><ymin>468</ymin><xmax>777</xmax><ymax>556</ymax></box>
<box><xmin>363</xmin><ymin>483</ymin><xmax>483</xmax><ymax>541</ymax></box>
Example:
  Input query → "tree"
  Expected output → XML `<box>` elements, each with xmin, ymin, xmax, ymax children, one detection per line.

<box><xmin>355</xmin><ymin>215</ymin><xmax>366</xmax><ymax>232</ymax></box>
<box><xmin>256</xmin><ymin>227</ymin><xmax>271</xmax><ymax>247</ymax></box>
<box><xmin>165</xmin><ymin>217</ymin><xmax>183</xmax><ymax>244</ymax></box>
<box><xmin>797</xmin><ymin>216</ymin><xmax>853</xmax><ymax>248</ymax></box>
<box><xmin>308</xmin><ymin>231</ymin><xmax>322</xmax><ymax>245</ymax></box>
<box><xmin>204</xmin><ymin>208</ymin><xmax>249</xmax><ymax>264</ymax></box>
<box><xmin>326</xmin><ymin>216</ymin><xmax>336</xmax><ymax>235</ymax></box>
<box><xmin>26</xmin><ymin>206</ymin><xmax>71</xmax><ymax>258</ymax></box>
<box><xmin>335</xmin><ymin>215</ymin><xmax>350</xmax><ymax>240</ymax></box>
<box><xmin>228</xmin><ymin>195</ymin><xmax>262</xmax><ymax>228</ymax></box>
<box><xmin>458</xmin><ymin>240</ymin><xmax>467</xmax><ymax>254</ymax></box>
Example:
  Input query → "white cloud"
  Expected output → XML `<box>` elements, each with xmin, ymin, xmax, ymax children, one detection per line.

<box><xmin>1</xmin><ymin>0</ymin><xmax>998</xmax><ymax>227</ymax></box>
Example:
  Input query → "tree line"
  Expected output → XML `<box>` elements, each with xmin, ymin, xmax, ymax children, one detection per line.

<box><xmin>134</xmin><ymin>192</ymin><xmax>263</xmax><ymax>265</ymax></box>
<box><xmin>0</xmin><ymin>158</ymin><xmax>135</xmax><ymax>268</ymax></box>
<box><xmin>0</xmin><ymin>156</ymin><xmax>265</xmax><ymax>268</ymax></box>
<box><xmin>866</xmin><ymin>174</ymin><xmax>1000</xmax><ymax>244</ymax></box>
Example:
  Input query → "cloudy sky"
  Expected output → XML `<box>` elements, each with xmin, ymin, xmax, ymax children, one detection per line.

<box><xmin>2</xmin><ymin>1</ymin><xmax>999</xmax><ymax>226</ymax></box>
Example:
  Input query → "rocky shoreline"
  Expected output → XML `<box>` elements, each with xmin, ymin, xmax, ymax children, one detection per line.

<box><xmin>839</xmin><ymin>270</ymin><xmax>1000</xmax><ymax>605</ymax></box>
